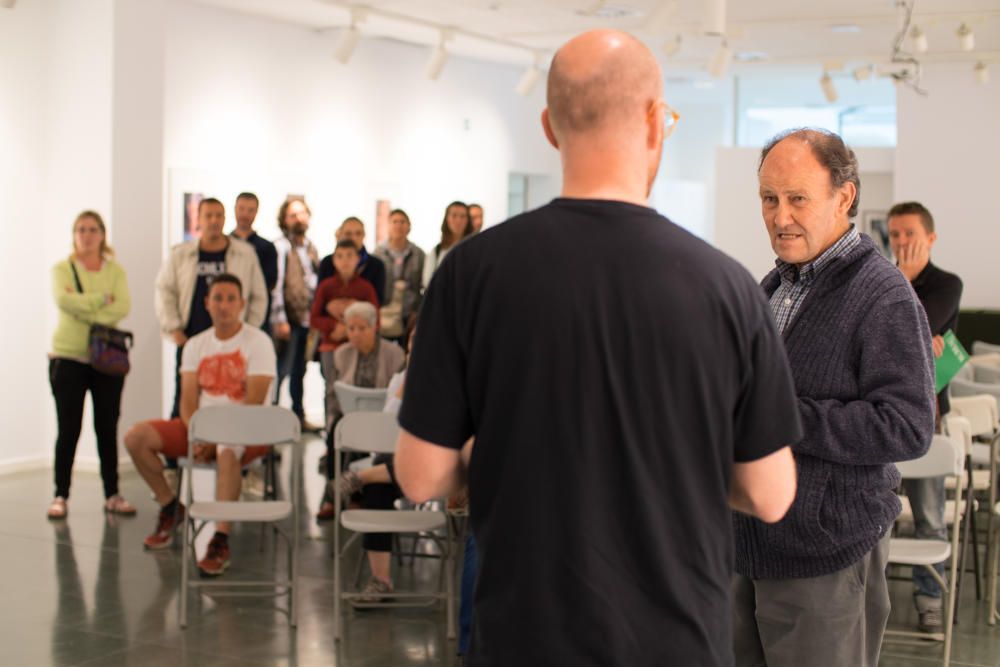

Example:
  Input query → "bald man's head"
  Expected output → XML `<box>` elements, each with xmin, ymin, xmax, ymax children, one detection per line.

<box><xmin>546</xmin><ymin>30</ymin><xmax>662</xmax><ymax>139</ymax></box>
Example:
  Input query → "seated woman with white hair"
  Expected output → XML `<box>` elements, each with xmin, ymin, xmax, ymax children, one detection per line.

<box><xmin>317</xmin><ymin>301</ymin><xmax>405</xmax><ymax>521</ymax></box>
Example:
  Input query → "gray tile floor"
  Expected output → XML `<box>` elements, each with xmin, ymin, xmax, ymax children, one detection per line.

<box><xmin>5</xmin><ymin>434</ymin><xmax>1000</xmax><ymax>666</ymax></box>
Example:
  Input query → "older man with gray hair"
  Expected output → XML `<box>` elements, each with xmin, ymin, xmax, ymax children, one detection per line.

<box><xmin>731</xmin><ymin>128</ymin><xmax>936</xmax><ymax>667</ymax></box>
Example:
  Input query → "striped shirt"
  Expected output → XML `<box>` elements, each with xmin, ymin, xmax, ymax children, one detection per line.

<box><xmin>769</xmin><ymin>225</ymin><xmax>860</xmax><ymax>334</ymax></box>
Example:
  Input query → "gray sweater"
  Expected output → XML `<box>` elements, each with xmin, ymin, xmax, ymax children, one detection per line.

<box><xmin>734</xmin><ymin>234</ymin><xmax>936</xmax><ymax>580</ymax></box>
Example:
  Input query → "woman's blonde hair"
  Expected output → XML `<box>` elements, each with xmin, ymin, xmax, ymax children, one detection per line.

<box><xmin>73</xmin><ymin>210</ymin><xmax>114</xmax><ymax>259</ymax></box>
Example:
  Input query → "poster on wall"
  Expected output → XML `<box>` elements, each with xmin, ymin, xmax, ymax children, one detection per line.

<box><xmin>183</xmin><ymin>192</ymin><xmax>204</xmax><ymax>241</ymax></box>
<box><xmin>374</xmin><ymin>199</ymin><xmax>391</xmax><ymax>246</ymax></box>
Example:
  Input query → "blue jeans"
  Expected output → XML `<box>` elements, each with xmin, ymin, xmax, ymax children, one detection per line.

<box><xmin>459</xmin><ymin>533</ymin><xmax>478</xmax><ymax>655</ymax></box>
<box><xmin>274</xmin><ymin>322</ymin><xmax>308</xmax><ymax>418</ymax></box>
<box><xmin>902</xmin><ymin>476</ymin><xmax>947</xmax><ymax>599</ymax></box>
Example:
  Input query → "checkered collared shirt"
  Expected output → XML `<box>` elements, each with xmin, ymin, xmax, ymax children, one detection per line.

<box><xmin>769</xmin><ymin>226</ymin><xmax>860</xmax><ymax>334</ymax></box>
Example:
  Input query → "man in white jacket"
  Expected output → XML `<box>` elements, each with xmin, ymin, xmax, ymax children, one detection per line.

<box><xmin>155</xmin><ymin>197</ymin><xmax>267</xmax><ymax>418</ymax></box>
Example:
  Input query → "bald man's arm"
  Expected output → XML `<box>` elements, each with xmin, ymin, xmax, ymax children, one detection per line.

<box><xmin>730</xmin><ymin>446</ymin><xmax>797</xmax><ymax>523</ymax></box>
<box><xmin>394</xmin><ymin>430</ymin><xmax>473</xmax><ymax>504</ymax></box>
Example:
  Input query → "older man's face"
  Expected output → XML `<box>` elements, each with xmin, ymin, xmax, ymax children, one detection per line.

<box><xmin>758</xmin><ymin>139</ymin><xmax>852</xmax><ymax>266</ymax></box>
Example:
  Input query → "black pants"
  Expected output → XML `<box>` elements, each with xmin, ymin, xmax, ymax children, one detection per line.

<box><xmin>49</xmin><ymin>358</ymin><xmax>125</xmax><ymax>499</ymax></box>
<box><xmin>362</xmin><ymin>453</ymin><xmax>401</xmax><ymax>552</ymax></box>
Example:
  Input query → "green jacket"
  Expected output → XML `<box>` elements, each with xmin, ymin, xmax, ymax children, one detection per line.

<box><xmin>51</xmin><ymin>258</ymin><xmax>131</xmax><ymax>359</ymax></box>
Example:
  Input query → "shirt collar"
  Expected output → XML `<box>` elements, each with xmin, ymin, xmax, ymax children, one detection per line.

<box><xmin>776</xmin><ymin>225</ymin><xmax>860</xmax><ymax>286</ymax></box>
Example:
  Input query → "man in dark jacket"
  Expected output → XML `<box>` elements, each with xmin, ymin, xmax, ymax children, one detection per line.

<box><xmin>889</xmin><ymin>200</ymin><xmax>963</xmax><ymax>633</ymax></box>
<box><xmin>732</xmin><ymin>128</ymin><xmax>937</xmax><ymax>667</ymax></box>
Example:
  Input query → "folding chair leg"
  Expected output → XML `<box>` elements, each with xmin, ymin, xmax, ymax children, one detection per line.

<box><xmin>971</xmin><ymin>501</ymin><xmax>982</xmax><ymax>600</ymax></box>
<box><xmin>179</xmin><ymin>511</ymin><xmax>191</xmax><ymax>628</ymax></box>
<box><xmin>990</xmin><ymin>513</ymin><xmax>999</xmax><ymax>626</ymax></box>
<box><xmin>954</xmin><ymin>464</ymin><xmax>977</xmax><ymax>619</ymax></box>
<box><xmin>445</xmin><ymin>527</ymin><xmax>456</xmax><ymax>640</ymax></box>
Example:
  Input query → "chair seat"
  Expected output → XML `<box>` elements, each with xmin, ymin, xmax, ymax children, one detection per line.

<box><xmin>971</xmin><ymin>443</ymin><xmax>995</xmax><ymax>467</ymax></box>
<box><xmin>897</xmin><ymin>497</ymin><xmax>974</xmax><ymax>526</ymax></box>
<box><xmin>944</xmin><ymin>468</ymin><xmax>992</xmax><ymax>491</ymax></box>
<box><xmin>889</xmin><ymin>538</ymin><xmax>952</xmax><ymax>566</ymax></box>
<box><xmin>341</xmin><ymin>509</ymin><xmax>446</xmax><ymax>534</ymax></box>
<box><xmin>189</xmin><ymin>500</ymin><xmax>292</xmax><ymax>522</ymax></box>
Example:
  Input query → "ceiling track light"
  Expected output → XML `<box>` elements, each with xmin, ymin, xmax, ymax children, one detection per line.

<box><xmin>889</xmin><ymin>1</ymin><xmax>926</xmax><ymax>95</ymax></box>
<box><xmin>909</xmin><ymin>25</ymin><xmax>928</xmax><ymax>53</ymax></box>
<box><xmin>662</xmin><ymin>34</ymin><xmax>682</xmax><ymax>58</ymax></box>
<box><xmin>702</xmin><ymin>0</ymin><xmax>726</xmax><ymax>36</ymax></box>
<box><xmin>853</xmin><ymin>64</ymin><xmax>873</xmax><ymax>82</ymax></box>
<box><xmin>975</xmin><ymin>61</ymin><xmax>989</xmax><ymax>85</ymax></box>
<box><xmin>957</xmin><ymin>23</ymin><xmax>975</xmax><ymax>52</ymax></box>
<box><xmin>333</xmin><ymin>8</ymin><xmax>366</xmax><ymax>65</ymax></box>
<box><xmin>515</xmin><ymin>52</ymin><xmax>545</xmax><ymax>96</ymax></box>
<box><xmin>820</xmin><ymin>71</ymin><xmax>838</xmax><ymax>103</ymax></box>
<box><xmin>707</xmin><ymin>40</ymin><xmax>732</xmax><ymax>78</ymax></box>
<box><xmin>425</xmin><ymin>29</ymin><xmax>452</xmax><ymax>81</ymax></box>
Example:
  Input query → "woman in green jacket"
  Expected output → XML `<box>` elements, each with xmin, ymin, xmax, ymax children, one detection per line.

<box><xmin>48</xmin><ymin>211</ymin><xmax>134</xmax><ymax>519</ymax></box>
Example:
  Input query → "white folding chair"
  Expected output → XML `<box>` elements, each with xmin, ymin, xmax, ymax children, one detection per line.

<box><xmin>334</xmin><ymin>381</ymin><xmax>387</xmax><ymax>413</ymax></box>
<box><xmin>948</xmin><ymin>394</ymin><xmax>1000</xmax><ymax>607</ymax></box>
<box><xmin>332</xmin><ymin>411</ymin><xmax>455</xmax><ymax>641</ymax></box>
<box><xmin>972</xmin><ymin>340</ymin><xmax>1000</xmax><ymax>357</ymax></box>
<box><xmin>179</xmin><ymin>405</ymin><xmax>302</xmax><ymax>628</ymax></box>
<box><xmin>990</xmin><ymin>501</ymin><xmax>1000</xmax><ymax>626</ymax></box>
<box><xmin>885</xmin><ymin>434</ymin><xmax>964</xmax><ymax>665</ymax></box>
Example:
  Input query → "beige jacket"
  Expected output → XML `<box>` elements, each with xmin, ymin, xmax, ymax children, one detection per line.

<box><xmin>154</xmin><ymin>238</ymin><xmax>268</xmax><ymax>336</ymax></box>
<box><xmin>333</xmin><ymin>338</ymin><xmax>406</xmax><ymax>388</ymax></box>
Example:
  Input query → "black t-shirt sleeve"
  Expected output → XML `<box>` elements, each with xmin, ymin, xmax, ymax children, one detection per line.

<box><xmin>732</xmin><ymin>296</ymin><xmax>803</xmax><ymax>463</ymax></box>
<box><xmin>317</xmin><ymin>255</ymin><xmax>333</xmax><ymax>284</ymax></box>
<box><xmin>397</xmin><ymin>257</ymin><xmax>472</xmax><ymax>449</ymax></box>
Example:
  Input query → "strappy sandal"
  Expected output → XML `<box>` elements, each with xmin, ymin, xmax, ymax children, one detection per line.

<box><xmin>47</xmin><ymin>497</ymin><xmax>67</xmax><ymax>519</ymax></box>
<box><xmin>104</xmin><ymin>495</ymin><xmax>137</xmax><ymax>516</ymax></box>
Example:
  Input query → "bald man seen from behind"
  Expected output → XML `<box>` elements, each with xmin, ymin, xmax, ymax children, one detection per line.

<box><xmin>394</xmin><ymin>30</ymin><xmax>801</xmax><ymax>666</ymax></box>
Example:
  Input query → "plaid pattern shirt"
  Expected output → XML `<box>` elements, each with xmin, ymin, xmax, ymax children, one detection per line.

<box><xmin>769</xmin><ymin>226</ymin><xmax>860</xmax><ymax>334</ymax></box>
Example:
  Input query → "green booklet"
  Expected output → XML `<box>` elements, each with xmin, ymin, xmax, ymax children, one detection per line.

<box><xmin>935</xmin><ymin>330</ymin><xmax>970</xmax><ymax>393</ymax></box>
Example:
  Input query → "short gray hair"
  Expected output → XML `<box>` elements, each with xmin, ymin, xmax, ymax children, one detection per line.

<box><xmin>759</xmin><ymin>127</ymin><xmax>861</xmax><ymax>218</ymax></box>
<box><xmin>344</xmin><ymin>301</ymin><xmax>377</xmax><ymax>327</ymax></box>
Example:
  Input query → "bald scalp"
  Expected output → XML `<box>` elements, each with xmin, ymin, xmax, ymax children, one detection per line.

<box><xmin>547</xmin><ymin>30</ymin><xmax>661</xmax><ymax>138</ymax></box>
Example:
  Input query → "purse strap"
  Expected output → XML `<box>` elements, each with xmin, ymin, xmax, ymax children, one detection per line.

<box><xmin>68</xmin><ymin>260</ymin><xmax>84</xmax><ymax>294</ymax></box>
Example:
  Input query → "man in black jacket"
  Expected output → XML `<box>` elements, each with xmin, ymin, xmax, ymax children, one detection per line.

<box><xmin>231</xmin><ymin>192</ymin><xmax>278</xmax><ymax>335</ymax></box>
<box><xmin>889</xmin><ymin>200</ymin><xmax>964</xmax><ymax>633</ymax></box>
<box><xmin>317</xmin><ymin>217</ymin><xmax>386</xmax><ymax>305</ymax></box>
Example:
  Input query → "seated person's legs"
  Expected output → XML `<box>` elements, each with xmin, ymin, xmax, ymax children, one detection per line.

<box><xmin>197</xmin><ymin>445</ymin><xmax>270</xmax><ymax>577</ymax></box>
<box><xmin>902</xmin><ymin>476</ymin><xmax>948</xmax><ymax>632</ymax></box>
<box><xmin>124</xmin><ymin>418</ymin><xmax>187</xmax><ymax>549</ymax></box>
<box><xmin>359</xmin><ymin>480</ymin><xmax>402</xmax><ymax>597</ymax></box>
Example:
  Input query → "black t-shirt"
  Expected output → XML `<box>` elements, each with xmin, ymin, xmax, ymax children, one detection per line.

<box><xmin>399</xmin><ymin>198</ymin><xmax>802</xmax><ymax>667</ymax></box>
<box><xmin>185</xmin><ymin>246</ymin><xmax>227</xmax><ymax>337</ymax></box>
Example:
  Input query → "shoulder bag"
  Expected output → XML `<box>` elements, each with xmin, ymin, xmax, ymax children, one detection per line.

<box><xmin>69</xmin><ymin>261</ymin><xmax>133</xmax><ymax>377</ymax></box>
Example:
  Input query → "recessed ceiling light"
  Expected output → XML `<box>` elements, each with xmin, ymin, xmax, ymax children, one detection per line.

<box><xmin>734</xmin><ymin>51</ymin><xmax>768</xmax><ymax>62</ymax></box>
<box><xmin>576</xmin><ymin>4</ymin><xmax>643</xmax><ymax>19</ymax></box>
<box><xmin>830</xmin><ymin>24</ymin><xmax>861</xmax><ymax>34</ymax></box>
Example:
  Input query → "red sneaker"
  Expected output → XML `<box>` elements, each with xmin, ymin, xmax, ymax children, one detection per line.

<box><xmin>197</xmin><ymin>534</ymin><xmax>231</xmax><ymax>577</ymax></box>
<box><xmin>143</xmin><ymin>503</ymin><xmax>185</xmax><ymax>550</ymax></box>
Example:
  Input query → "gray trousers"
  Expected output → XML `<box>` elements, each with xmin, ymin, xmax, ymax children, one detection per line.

<box><xmin>732</xmin><ymin>533</ymin><xmax>891</xmax><ymax>667</ymax></box>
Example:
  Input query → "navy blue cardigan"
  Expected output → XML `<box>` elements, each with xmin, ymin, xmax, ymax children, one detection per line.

<box><xmin>734</xmin><ymin>234</ymin><xmax>936</xmax><ymax>580</ymax></box>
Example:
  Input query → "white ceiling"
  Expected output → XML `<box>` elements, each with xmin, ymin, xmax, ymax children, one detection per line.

<box><xmin>187</xmin><ymin>0</ymin><xmax>1000</xmax><ymax>75</ymax></box>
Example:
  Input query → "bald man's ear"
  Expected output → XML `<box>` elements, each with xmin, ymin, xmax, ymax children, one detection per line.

<box><xmin>541</xmin><ymin>109</ymin><xmax>559</xmax><ymax>149</ymax></box>
<box><xmin>646</xmin><ymin>101</ymin><xmax>665</xmax><ymax>150</ymax></box>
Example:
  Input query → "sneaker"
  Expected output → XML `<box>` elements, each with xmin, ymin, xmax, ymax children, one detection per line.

<box><xmin>104</xmin><ymin>495</ymin><xmax>137</xmax><ymax>516</ymax></box>
<box><xmin>918</xmin><ymin>606</ymin><xmax>943</xmax><ymax>634</ymax></box>
<box><xmin>354</xmin><ymin>576</ymin><xmax>393</xmax><ymax>604</ymax></box>
<box><xmin>242</xmin><ymin>467</ymin><xmax>265</xmax><ymax>499</ymax></box>
<box><xmin>47</xmin><ymin>496</ymin><xmax>68</xmax><ymax>520</ymax></box>
<box><xmin>915</xmin><ymin>595</ymin><xmax>943</xmax><ymax>634</ymax></box>
<box><xmin>327</xmin><ymin>471</ymin><xmax>364</xmax><ymax>504</ymax></box>
<box><xmin>143</xmin><ymin>503</ymin><xmax>185</xmax><ymax>550</ymax></box>
<box><xmin>197</xmin><ymin>534</ymin><xmax>231</xmax><ymax>577</ymax></box>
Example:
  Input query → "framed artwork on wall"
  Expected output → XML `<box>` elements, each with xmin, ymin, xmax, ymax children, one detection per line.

<box><xmin>861</xmin><ymin>209</ymin><xmax>892</xmax><ymax>259</ymax></box>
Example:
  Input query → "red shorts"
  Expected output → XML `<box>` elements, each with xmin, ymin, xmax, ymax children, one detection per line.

<box><xmin>146</xmin><ymin>418</ymin><xmax>269</xmax><ymax>466</ymax></box>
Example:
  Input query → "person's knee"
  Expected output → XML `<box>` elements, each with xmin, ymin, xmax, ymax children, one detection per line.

<box><xmin>124</xmin><ymin>423</ymin><xmax>157</xmax><ymax>455</ymax></box>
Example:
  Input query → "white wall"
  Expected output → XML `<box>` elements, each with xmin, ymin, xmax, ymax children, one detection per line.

<box><xmin>896</xmin><ymin>64</ymin><xmax>1000</xmax><ymax>309</ymax></box>
<box><xmin>0</xmin><ymin>0</ymin><xmax>114</xmax><ymax>472</ymax></box>
<box><xmin>0</xmin><ymin>0</ymin><xmax>51</xmax><ymax>471</ymax></box>
<box><xmin>713</xmin><ymin>146</ymin><xmax>895</xmax><ymax>279</ymax></box>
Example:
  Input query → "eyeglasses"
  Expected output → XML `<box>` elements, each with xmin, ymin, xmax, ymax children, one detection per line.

<box><xmin>663</xmin><ymin>102</ymin><xmax>680</xmax><ymax>139</ymax></box>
